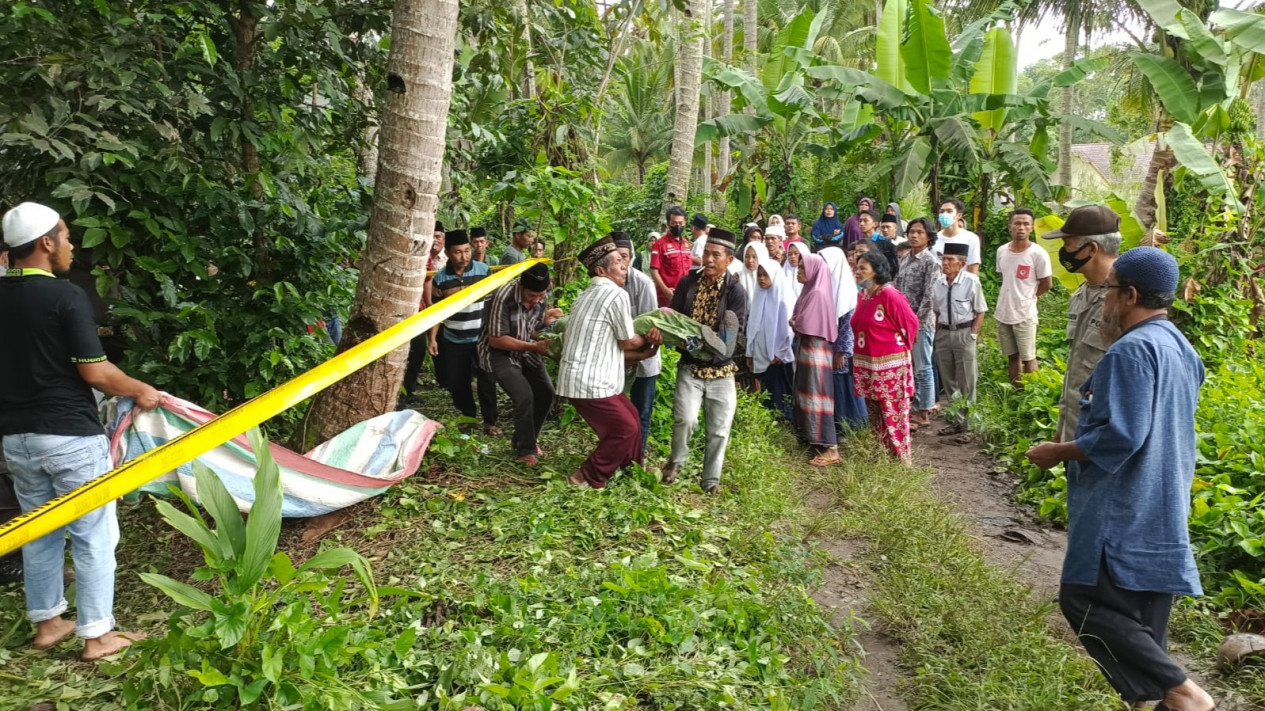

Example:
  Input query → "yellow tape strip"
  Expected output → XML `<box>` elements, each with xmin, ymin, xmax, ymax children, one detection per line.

<box><xmin>0</xmin><ymin>258</ymin><xmax>546</xmax><ymax>558</ymax></box>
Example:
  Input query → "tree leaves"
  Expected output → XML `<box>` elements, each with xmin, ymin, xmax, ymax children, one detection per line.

<box><xmin>892</xmin><ymin>136</ymin><xmax>932</xmax><ymax>197</ymax></box>
<box><xmin>1131</xmin><ymin>53</ymin><xmax>1201</xmax><ymax>124</ymax></box>
<box><xmin>1166</xmin><ymin>122</ymin><xmax>1239</xmax><ymax>208</ymax></box>
<box><xmin>970</xmin><ymin>27</ymin><xmax>1017</xmax><ymax>144</ymax></box>
<box><xmin>900</xmin><ymin>0</ymin><xmax>952</xmax><ymax>96</ymax></box>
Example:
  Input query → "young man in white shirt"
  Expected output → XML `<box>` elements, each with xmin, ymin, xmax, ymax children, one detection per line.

<box><xmin>995</xmin><ymin>208</ymin><xmax>1053</xmax><ymax>386</ymax></box>
<box><xmin>932</xmin><ymin>197</ymin><xmax>982</xmax><ymax>274</ymax></box>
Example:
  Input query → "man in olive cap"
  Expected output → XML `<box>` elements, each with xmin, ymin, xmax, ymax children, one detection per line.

<box><xmin>1</xmin><ymin>202</ymin><xmax>161</xmax><ymax>660</ymax></box>
<box><xmin>1027</xmin><ymin>247</ymin><xmax>1214</xmax><ymax>711</ymax></box>
<box><xmin>498</xmin><ymin>219</ymin><xmax>534</xmax><ymax>267</ymax></box>
<box><xmin>1040</xmin><ymin>204</ymin><xmax>1121</xmax><ymax>443</ymax></box>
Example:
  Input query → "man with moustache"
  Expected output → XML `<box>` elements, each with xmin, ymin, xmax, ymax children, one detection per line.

<box><xmin>1041</xmin><ymin>205</ymin><xmax>1120</xmax><ymax>443</ymax></box>
<box><xmin>1026</xmin><ymin>247</ymin><xmax>1213</xmax><ymax>711</ymax></box>
<box><xmin>611</xmin><ymin>232</ymin><xmax>662</xmax><ymax>455</ymax></box>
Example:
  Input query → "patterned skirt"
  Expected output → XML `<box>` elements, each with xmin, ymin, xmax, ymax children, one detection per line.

<box><xmin>793</xmin><ymin>335</ymin><xmax>837</xmax><ymax>447</ymax></box>
<box><xmin>853</xmin><ymin>351</ymin><xmax>914</xmax><ymax>464</ymax></box>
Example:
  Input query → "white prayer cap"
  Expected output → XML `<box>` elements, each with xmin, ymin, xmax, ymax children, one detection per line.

<box><xmin>3</xmin><ymin>202</ymin><xmax>61</xmax><ymax>248</ymax></box>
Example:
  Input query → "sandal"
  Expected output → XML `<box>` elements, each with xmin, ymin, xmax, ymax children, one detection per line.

<box><xmin>809</xmin><ymin>451</ymin><xmax>841</xmax><ymax>467</ymax></box>
<box><xmin>483</xmin><ymin>424</ymin><xmax>503</xmax><ymax>436</ymax></box>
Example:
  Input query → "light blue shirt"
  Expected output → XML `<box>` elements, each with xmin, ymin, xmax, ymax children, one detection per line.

<box><xmin>1064</xmin><ymin>317</ymin><xmax>1205</xmax><ymax>595</ymax></box>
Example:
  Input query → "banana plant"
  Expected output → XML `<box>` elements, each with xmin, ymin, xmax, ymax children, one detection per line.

<box><xmin>1127</xmin><ymin>0</ymin><xmax>1265</xmax><ymax>215</ymax></box>
<box><xmin>802</xmin><ymin>0</ymin><xmax>1121</xmax><ymax>209</ymax></box>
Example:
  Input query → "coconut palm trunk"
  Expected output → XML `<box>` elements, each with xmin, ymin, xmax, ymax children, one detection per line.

<box><xmin>298</xmin><ymin>0</ymin><xmax>459</xmax><ymax>448</ymax></box>
<box><xmin>742</xmin><ymin>0</ymin><xmax>757</xmax><ymax>159</ymax></box>
<box><xmin>664</xmin><ymin>0</ymin><xmax>705</xmax><ymax>208</ymax></box>
<box><xmin>716</xmin><ymin>0</ymin><xmax>733</xmax><ymax>216</ymax></box>
<box><xmin>1055</xmin><ymin>18</ymin><xmax>1078</xmax><ymax>189</ymax></box>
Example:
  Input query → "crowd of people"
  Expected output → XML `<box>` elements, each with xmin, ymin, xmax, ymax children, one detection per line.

<box><xmin>0</xmin><ymin>197</ymin><xmax>1219</xmax><ymax>710</ymax></box>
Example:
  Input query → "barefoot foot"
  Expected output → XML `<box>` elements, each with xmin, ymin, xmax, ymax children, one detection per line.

<box><xmin>83</xmin><ymin>630</ymin><xmax>147</xmax><ymax>661</ymax></box>
<box><xmin>33</xmin><ymin>617</ymin><xmax>76</xmax><ymax>650</ymax></box>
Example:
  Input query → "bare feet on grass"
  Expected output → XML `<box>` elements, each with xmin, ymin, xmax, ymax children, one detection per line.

<box><xmin>33</xmin><ymin>617</ymin><xmax>76</xmax><ymax>649</ymax></box>
<box><xmin>83</xmin><ymin>630</ymin><xmax>147</xmax><ymax>661</ymax></box>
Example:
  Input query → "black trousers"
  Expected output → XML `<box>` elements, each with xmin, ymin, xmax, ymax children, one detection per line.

<box><xmin>443</xmin><ymin>340</ymin><xmax>498</xmax><ymax>424</ymax></box>
<box><xmin>403</xmin><ymin>332</ymin><xmax>445</xmax><ymax>396</ymax></box>
<box><xmin>1059</xmin><ymin>559</ymin><xmax>1188</xmax><ymax>702</ymax></box>
<box><xmin>490</xmin><ymin>353</ymin><xmax>554</xmax><ymax>455</ymax></box>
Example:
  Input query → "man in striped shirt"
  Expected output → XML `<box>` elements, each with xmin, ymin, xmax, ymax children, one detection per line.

<box><xmin>558</xmin><ymin>237</ymin><xmax>662</xmax><ymax>488</ymax></box>
<box><xmin>427</xmin><ymin>229</ymin><xmax>499</xmax><ymax>434</ymax></box>
<box><xmin>478</xmin><ymin>263</ymin><xmax>561</xmax><ymax>465</ymax></box>
<box><xmin>611</xmin><ymin>232</ymin><xmax>661</xmax><ymax>455</ymax></box>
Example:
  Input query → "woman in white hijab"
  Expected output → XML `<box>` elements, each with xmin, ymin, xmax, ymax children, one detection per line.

<box><xmin>735</xmin><ymin>241</ymin><xmax>769</xmax><ymax>307</ymax></box>
<box><xmin>785</xmin><ymin>240</ymin><xmax>809</xmax><ymax>298</ymax></box>
<box><xmin>747</xmin><ymin>255</ymin><xmax>796</xmax><ymax>420</ymax></box>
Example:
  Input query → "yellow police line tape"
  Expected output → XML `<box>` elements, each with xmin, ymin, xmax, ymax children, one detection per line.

<box><xmin>0</xmin><ymin>258</ymin><xmax>547</xmax><ymax>559</ymax></box>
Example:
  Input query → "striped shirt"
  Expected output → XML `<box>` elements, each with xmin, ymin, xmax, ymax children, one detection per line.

<box><xmin>433</xmin><ymin>260</ymin><xmax>490</xmax><ymax>344</ymax></box>
<box><xmin>557</xmin><ymin>277</ymin><xmax>635</xmax><ymax>399</ymax></box>
<box><xmin>477</xmin><ymin>279</ymin><xmax>545</xmax><ymax>371</ymax></box>
<box><xmin>624</xmin><ymin>268</ymin><xmax>661</xmax><ymax>378</ymax></box>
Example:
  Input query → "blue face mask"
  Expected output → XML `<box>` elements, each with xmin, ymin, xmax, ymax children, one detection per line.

<box><xmin>937</xmin><ymin>213</ymin><xmax>955</xmax><ymax>228</ymax></box>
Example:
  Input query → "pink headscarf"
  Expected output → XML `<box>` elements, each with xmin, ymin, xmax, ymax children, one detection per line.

<box><xmin>791</xmin><ymin>253</ymin><xmax>838</xmax><ymax>342</ymax></box>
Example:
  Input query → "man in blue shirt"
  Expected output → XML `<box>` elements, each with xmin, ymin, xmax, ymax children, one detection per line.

<box><xmin>1026</xmin><ymin>247</ymin><xmax>1214</xmax><ymax>711</ymax></box>
<box><xmin>427</xmin><ymin>229</ymin><xmax>499</xmax><ymax>434</ymax></box>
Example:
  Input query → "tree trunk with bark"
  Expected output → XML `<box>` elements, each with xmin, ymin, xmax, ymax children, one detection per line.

<box><xmin>354</xmin><ymin>68</ymin><xmax>380</xmax><ymax>183</ymax></box>
<box><xmin>716</xmin><ymin>0</ymin><xmax>733</xmax><ymax>217</ymax></box>
<box><xmin>1136</xmin><ymin>121</ymin><xmax>1176</xmax><ymax>230</ymax></box>
<box><xmin>297</xmin><ymin>0</ymin><xmax>459</xmax><ymax>449</ymax></box>
<box><xmin>1056</xmin><ymin>20</ymin><xmax>1078</xmax><ymax>189</ymax></box>
<box><xmin>742</xmin><ymin>0</ymin><xmax>757</xmax><ymax>159</ymax></box>
<box><xmin>665</xmin><ymin>0</ymin><xmax>705</xmax><ymax>209</ymax></box>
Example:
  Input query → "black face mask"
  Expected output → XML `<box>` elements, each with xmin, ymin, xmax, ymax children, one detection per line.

<box><xmin>1059</xmin><ymin>242</ymin><xmax>1094</xmax><ymax>273</ymax></box>
<box><xmin>669</xmin><ymin>224</ymin><xmax>684</xmax><ymax>237</ymax></box>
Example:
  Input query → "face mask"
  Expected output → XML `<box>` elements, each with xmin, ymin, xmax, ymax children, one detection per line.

<box><xmin>669</xmin><ymin>225</ymin><xmax>684</xmax><ymax>237</ymax></box>
<box><xmin>937</xmin><ymin>213</ymin><xmax>954</xmax><ymax>228</ymax></box>
<box><xmin>1059</xmin><ymin>242</ymin><xmax>1093</xmax><ymax>273</ymax></box>
<box><xmin>858</xmin><ymin>279</ymin><xmax>874</xmax><ymax>290</ymax></box>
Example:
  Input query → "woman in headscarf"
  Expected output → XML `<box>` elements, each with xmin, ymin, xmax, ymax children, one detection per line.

<box><xmin>818</xmin><ymin>245</ymin><xmax>868</xmax><ymax>433</ymax></box>
<box><xmin>743</xmin><ymin>224</ymin><xmax>764</xmax><ymax>243</ymax></box>
<box><xmin>791</xmin><ymin>253</ymin><xmax>840</xmax><ymax>466</ymax></box>
<box><xmin>851</xmin><ymin>248</ymin><xmax>920</xmax><ymax>464</ymax></box>
<box><xmin>747</xmin><ymin>255</ymin><xmax>796</xmax><ymax>420</ymax></box>
<box><xmin>785</xmin><ymin>240</ymin><xmax>808</xmax><ymax>298</ymax></box>
<box><xmin>885</xmin><ymin>202</ymin><xmax>905</xmax><ymax>238</ymax></box>
<box><xmin>811</xmin><ymin>202</ymin><xmax>845</xmax><ymax>246</ymax></box>
<box><xmin>732</xmin><ymin>241</ymin><xmax>769</xmax><ymax>390</ymax></box>
<box><xmin>767</xmin><ymin>214</ymin><xmax>785</xmax><ymax>232</ymax></box>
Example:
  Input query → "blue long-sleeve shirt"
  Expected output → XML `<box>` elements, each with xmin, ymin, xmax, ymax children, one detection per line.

<box><xmin>1064</xmin><ymin>317</ymin><xmax>1205</xmax><ymax>596</ymax></box>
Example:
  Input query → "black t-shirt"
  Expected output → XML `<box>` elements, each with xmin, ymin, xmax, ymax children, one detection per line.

<box><xmin>0</xmin><ymin>269</ymin><xmax>107</xmax><ymax>437</ymax></box>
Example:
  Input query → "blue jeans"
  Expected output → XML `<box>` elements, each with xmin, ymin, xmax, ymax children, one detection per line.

<box><xmin>629</xmin><ymin>375</ymin><xmax>658</xmax><ymax>454</ymax></box>
<box><xmin>3</xmin><ymin>434</ymin><xmax>118</xmax><ymax>639</ymax></box>
<box><xmin>912</xmin><ymin>328</ymin><xmax>936</xmax><ymax>412</ymax></box>
<box><xmin>325</xmin><ymin>312</ymin><xmax>343</xmax><ymax>347</ymax></box>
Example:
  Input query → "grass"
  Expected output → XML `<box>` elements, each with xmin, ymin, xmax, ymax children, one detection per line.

<box><xmin>799</xmin><ymin>436</ymin><xmax>1120</xmax><ymax>711</ymax></box>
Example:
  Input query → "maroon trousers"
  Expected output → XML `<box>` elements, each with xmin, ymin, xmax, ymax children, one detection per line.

<box><xmin>571</xmin><ymin>394</ymin><xmax>643</xmax><ymax>488</ymax></box>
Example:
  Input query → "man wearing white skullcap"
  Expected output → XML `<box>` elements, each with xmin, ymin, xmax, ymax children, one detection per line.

<box><xmin>1</xmin><ymin>201</ymin><xmax>161</xmax><ymax>661</ymax></box>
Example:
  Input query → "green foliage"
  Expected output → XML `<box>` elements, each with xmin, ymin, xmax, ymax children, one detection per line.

<box><xmin>124</xmin><ymin>429</ymin><xmax>387</xmax><ymax>709</ymax></box>
<box><xmin>0</xmin><ymin>0</ymin><xmax>384</xmax><ymax>425</ymax></box>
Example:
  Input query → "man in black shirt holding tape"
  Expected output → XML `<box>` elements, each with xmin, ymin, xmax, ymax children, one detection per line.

<box><xmin>0</xmin><ymin>202</ymin><xmax>160</xmax><ymax>661</ymax></box>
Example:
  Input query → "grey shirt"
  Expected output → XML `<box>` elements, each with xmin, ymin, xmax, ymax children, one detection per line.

<box><xmin>498</xmin><ymin>245</ymin><xmax>526</xmax><ymax>266</ymax></box>
<box><xmin>1057</xmin><ymin>280</ymin><xmax>1110</xmax><ymax>442</ymax></box>
<box><xmin>624</xmin><ymin>268</ymin><xmax>662</xmax><ymax>378</ymax></box>
<box><xmin>931</xmin><ymin>271</ymin><xmax>988</xmax><ymax>328</ymax></box>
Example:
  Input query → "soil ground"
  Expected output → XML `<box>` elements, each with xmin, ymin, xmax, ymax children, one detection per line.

<box><xmin>808</xmin><ymin>421</ymin><xmax>1256</xmax><ymax>711</ymax></box>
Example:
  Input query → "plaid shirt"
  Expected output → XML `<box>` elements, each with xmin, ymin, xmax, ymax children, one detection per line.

<box><xmin>478</xmin><ymin>279</ymin><xmax>545</xmax><ymax>371</ymax></box>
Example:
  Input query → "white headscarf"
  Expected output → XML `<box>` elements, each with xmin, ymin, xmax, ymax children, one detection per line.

<box><xmin>768</xmin><ymin>214</ymin><xmax>784</xmax><ymax>229</ymax></box>
<box><xmin>818</xmin><ymin>246</ymin><xmax>858</xmax><ymax>318</ymax></box>
<box><xmin>747</xmin><ymin>256</ymin><xmax>796</xmax><ymax>373</ymax></box>
<box><xmin>785</xmin><ymin>240</ymin><xmax>810</xmax><ymax>299</ymax></box>
<box><xmin>734</xmin><ymin>242</ymin><xmax>769</xmax><ymax>305</ymax></box>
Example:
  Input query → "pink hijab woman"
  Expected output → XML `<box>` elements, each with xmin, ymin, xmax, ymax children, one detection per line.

<box><xmin>790</xmin><ymin>253</ymin><xmax>840</xmax><ymax>465</ymax></box>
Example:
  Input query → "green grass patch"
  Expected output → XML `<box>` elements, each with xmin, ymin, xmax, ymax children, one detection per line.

<box><xmin>799</xmin><ymin>437</ymin><xmax>1119</xmax><ymax>710</ymax></box>
<box><xmin>0</xmin><ymin>375</ymin><xmax>862</xmax><ymax>710</ymax></box>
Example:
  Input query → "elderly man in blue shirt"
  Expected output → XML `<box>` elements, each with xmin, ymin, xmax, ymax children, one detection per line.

<box><xmin>1026</xmin><ymin>247</ymin><xmax>1214</xmax><ymax>711</ymax></box>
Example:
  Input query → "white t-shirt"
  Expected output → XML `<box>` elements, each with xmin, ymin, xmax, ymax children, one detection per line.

<box><xmin>691</xmin><ymin>234</ymin><xmax>708</xmax><ymax>259</ymax></box>
<box><xmin>932</xmin><ymin>228</ymin><xmax>981</xmax><ymax>267</ymax></box>
<box><xmin>993</xmin><ymin>241</ymin><xmax>1053</xmax><ymax>324</ymax></box>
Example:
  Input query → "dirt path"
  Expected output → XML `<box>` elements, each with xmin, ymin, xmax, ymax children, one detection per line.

<box><xmin>809</xmin><ymin>425</ymin><xmax>1253</xmax><ymax>711</ymax></box>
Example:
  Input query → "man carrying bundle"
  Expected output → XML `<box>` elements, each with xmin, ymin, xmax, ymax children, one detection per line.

<box><xmin>557</xmin><ymin>237</ymin><xmax>662</xmax><ymax>489</ymax></box>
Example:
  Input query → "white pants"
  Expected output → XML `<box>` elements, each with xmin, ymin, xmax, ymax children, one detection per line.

<box><xmin>669</xmin><ymin>365</ymin><xmax>737</xmax><ymax>489</ymax></box>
